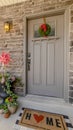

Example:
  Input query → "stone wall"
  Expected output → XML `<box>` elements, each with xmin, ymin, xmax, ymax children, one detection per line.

<box><xmin>0</xmin><ymin>0</ymin><xmax>73</xmax><ymax>97</ymax></box>
<box><xmin>69</xmin><ymin>5</ymin><xmax>73</xmax><ymax>103</ymax></box>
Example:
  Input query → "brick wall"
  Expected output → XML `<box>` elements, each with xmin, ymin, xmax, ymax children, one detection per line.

<box><xmin>0</xmin><ymin>0</ymin><xmax>73</xmax><ymax>97</ymax></box>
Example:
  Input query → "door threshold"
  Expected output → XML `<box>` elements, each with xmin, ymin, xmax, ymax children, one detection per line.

<box><xmin>24</xmin><ymin>94</ymin><xmax>65</xmax><ymax>103</ymax></box>
<box><xmin>19</xmin><ymin>94</ymin><xmax>73</xmax><ymax>115</ymax></box>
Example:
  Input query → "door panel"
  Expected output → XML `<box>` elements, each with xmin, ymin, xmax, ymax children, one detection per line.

<box><xmin>27</xmin><ymin>15</ymin><xmax>64</xmax><ymax>98</ymax></box>
<box><xmin>47</xmin><ymin>42</ymin><xmax>55</xmax><ymax>85</ymax></box>
<box><xmin>33</xmin><ymin>43</ymin><xmax>41</xmax><ymax>85</ymax></box>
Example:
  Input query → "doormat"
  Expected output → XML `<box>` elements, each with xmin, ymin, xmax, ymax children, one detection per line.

<box><xmin>17</xmin><ymin>108</ymin><xmax>69</xmax><ymax>130</ymax></box>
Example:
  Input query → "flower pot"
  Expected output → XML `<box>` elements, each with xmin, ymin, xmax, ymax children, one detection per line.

<box><xmin>4</xmin><ymin>112</ymin><xmax>10</xmax><ymax>118</ymax></box>
<box><xmin>8</xmin><ymin>105</ymin><xmax>17</xmax><ymax>114</ymax></box>
<box><xmin>0</xmin><ymin>109</ymin><xmax>4</xmax><ymax>114</ymax></box>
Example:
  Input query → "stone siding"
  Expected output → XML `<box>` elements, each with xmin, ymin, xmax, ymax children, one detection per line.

<box><xmin>69</xmin><ymin>5</ymin><xmax>73</xmax><ymax>103</ymax></box>
<box><xmin>0</xmin><ymin>0</ymin><xmax>73</xmax><ymax>97</ymax></box>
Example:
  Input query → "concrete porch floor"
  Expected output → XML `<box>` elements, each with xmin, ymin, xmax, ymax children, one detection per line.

<box><xmin>0</xmin><ymin>95</ymin><xmax>73</xmax><ymax>130</ymax></box>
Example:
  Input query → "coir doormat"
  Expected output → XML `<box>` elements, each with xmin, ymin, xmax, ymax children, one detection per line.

<box><xmin>18</xmin><ymin>108</ymin><xmax>68</xmax><ymax>130</ymax></box>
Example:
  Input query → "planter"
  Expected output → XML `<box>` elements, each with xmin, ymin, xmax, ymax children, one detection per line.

<box><xmin>0</xmin><ymin>109</ymin><xmax>4</xmax><ymax>114</ymax></box>
<box><xmin>4</xmin><ymin>111</ymin><xmax>10</xmax><ymax>118</ymax></box>
<box><xmin>8</xmin><ymin>105</ymin><xmax>17</xmax><ymax>114</ymax></box>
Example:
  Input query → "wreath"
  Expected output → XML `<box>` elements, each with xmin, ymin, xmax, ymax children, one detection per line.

<box><xmin>39</xmin><ymin>23</ymin><xmax>51</xmax><ymax>37</ymax></box>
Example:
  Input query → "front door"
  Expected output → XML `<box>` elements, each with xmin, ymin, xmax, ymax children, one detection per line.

<box><xmin>27</xmin><ymin>15</ymin><xmax>64</xmax><ymax>98</ymax></box>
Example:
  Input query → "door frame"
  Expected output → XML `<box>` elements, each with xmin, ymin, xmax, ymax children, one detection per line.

<box><xmin>23</xmin><ymin>7</ymin><xmax>70</xmax><ymax>102</ymax></box>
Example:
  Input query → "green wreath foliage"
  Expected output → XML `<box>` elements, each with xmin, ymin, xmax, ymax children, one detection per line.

<box><xmin>39</xmin><ymin>24</ymin><xmax>51</xmax><ymax>37</ymax></box>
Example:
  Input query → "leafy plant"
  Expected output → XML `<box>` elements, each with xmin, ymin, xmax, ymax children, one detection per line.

<box><xmin>0</xmin><ymin>52</ymin><xmax>21</xmax><ymax>114</ymax></box>
<box><xmin>5</xmin><ymin>96</ymin><xmax>18</xmax><ymax>107</ymax></box>
<box><xmin>0</xmin><ymin>103</ymin><xmax>8</xmax><ymax>113</ymax></box>
<box><xmin>0</xmin><ymin>72</ymin><xmax>23</xmax><ymax>95</ymax></box>
<box><xmin>0</xmin><ymin>104</ymin><xmax>4</xmax><ymax>109</ymax></box>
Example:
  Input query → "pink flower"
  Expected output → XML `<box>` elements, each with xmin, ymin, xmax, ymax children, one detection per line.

<box><xmin>0</xmin><ymin>52</ymin><xmax>10</xmax><ymax>65</ymax></box>
<box><xmin>11</xmin><ymin>76</ymin><xmax>16</xmax><ymax>82</ymax></box>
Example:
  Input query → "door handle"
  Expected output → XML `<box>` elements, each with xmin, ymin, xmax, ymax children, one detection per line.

<box><xmin>27</xmin><ymin>59</ymin><xmax>31</xmax><ymax>71</ymax></box>
<box><xmin>27</xmin><ymin>53</ymin><xmax>31</xmax><ymax>71</ymax></box>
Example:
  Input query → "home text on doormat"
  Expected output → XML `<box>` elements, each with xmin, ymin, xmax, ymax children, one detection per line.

<box><xmin>19</xmin><ymin>108</ymin><xmax>68</xmax><ymax>130</ymax></box>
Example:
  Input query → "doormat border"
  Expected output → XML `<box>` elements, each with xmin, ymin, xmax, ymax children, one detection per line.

<box><xmin>14</xmin><ymin>107</ymin><xmax>73</xmax><ymax>130</ymax></box>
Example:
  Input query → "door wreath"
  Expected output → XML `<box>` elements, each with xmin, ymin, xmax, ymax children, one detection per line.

<box><xmin>38</xmin><ymin>23</ymin><xmax>51</xmax><ymax>37</ymax></box>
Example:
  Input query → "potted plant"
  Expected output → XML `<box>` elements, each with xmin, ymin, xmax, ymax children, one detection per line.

<box><xmin>3</xmin><ymin>104</ymin><xmax>10</xmax><ymax>118</ymax></box>
<box><xmin>0</xmin><ymin>52</ymin><xmax>23</xmax><ymax>115</ymax></box>
<box><xmin>0</xmin><ymin>104</ymin><xmax>4</xmax><ymax>114</ymax></box>
<box><xmin>0</xmin><ymin>52</ymin><xmax>23</xmax><ymax>95</ymax></box>
<box><xmin>5</xmin><ymin>95</ymin><xmax>18</xmax><ymax>114</ymax></box>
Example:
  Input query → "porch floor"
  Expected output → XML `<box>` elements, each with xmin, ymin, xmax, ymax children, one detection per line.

<box><xmin>0</xmin><ymin>95</ymin><xmax>73</xmax><ymax>130</ymax></box>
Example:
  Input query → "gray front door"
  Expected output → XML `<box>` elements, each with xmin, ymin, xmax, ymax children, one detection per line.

<box><xmin>27</xmin><ymin>15</ymin><xmax>64</xmax><ymax>98</ymax></box>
